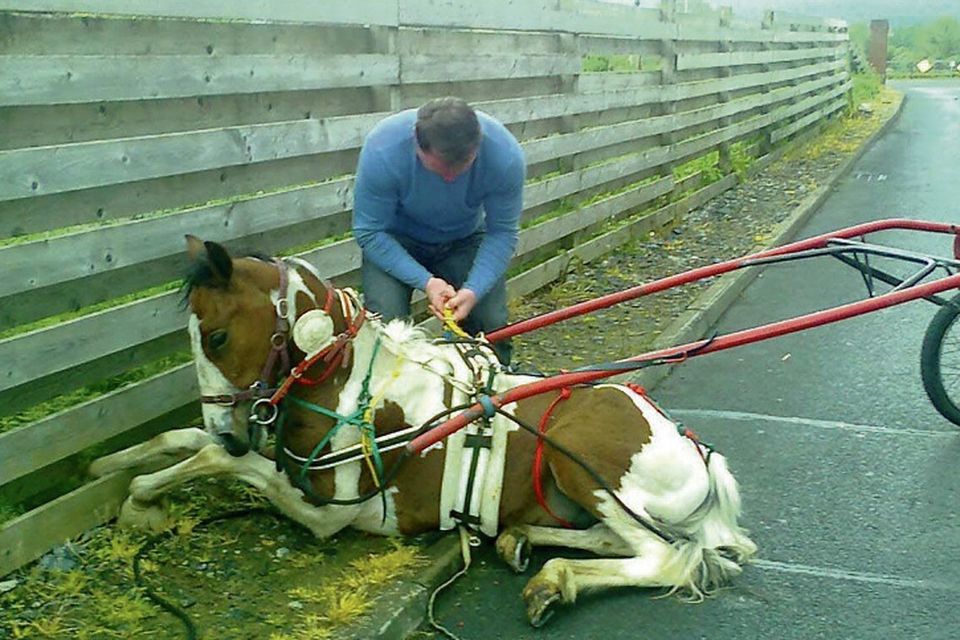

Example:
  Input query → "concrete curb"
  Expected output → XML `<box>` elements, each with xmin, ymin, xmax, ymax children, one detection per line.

<box><xmin>350</xmin><ymin>91</ymin><xmax>907</xmax><ymax>640</ymax></box>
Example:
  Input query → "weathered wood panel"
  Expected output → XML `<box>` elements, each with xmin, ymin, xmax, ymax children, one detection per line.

<box><xmin>0</xmin><ymin>0</ymin><xmax>398</xmax><ymax>25</ymax></box>
<box><xmin>0</xmin><ymin>365</ymin><xmax>196</xmax><ymax>487</ymax></box>
<box><xmin>0</xmin><ymin>113</ymin><xmax>385</xmax><ymax>202</ymax></box>
<box><xmin>0</xmin><ymin>472</ymin><xmax>134</xmax><ymax>578</ymax></box>
<box><xmin>1</xmin><ymin>54</ymin><xmax>400</xmax><ymax>107</ymax></box>
<box><xmin>677</xmin><ymin>45</ymin><xmax>843</xmax><ymax>71</ymax></box>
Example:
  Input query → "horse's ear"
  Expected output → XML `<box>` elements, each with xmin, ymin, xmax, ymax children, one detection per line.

<box><xmin>203</xmin><ymin>240</ymin><xmax>234</xmax><ymax>285</ymax></box>
<box><xmin>185</xmin><ymin>234</ymin><xmax>205</xmax><ymax>261</ymax></box>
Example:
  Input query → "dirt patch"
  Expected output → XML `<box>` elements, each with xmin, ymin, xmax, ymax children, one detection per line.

<box><xmin>0</xmin><ymin>89</ymin><xmax>901</xmax><ymax>640</ymax></box>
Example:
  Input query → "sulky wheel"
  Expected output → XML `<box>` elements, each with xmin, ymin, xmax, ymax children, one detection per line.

<box><xmin>921</xmin><ymin>290</ymin><xmax>960</xmax><ymax>427</ymax></box>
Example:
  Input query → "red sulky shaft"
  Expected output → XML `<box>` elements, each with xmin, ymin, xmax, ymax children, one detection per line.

<box><xmin>410</xmin><ymin>218</ymin><xmax>960</xmax><ymax>454</ymax></box>
<box><xmin>486</xmin><ymin>218</ymin><xmax>959</xmax><ymax>343</ymax></box>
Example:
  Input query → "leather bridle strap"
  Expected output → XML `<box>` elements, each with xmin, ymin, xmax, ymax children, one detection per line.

<box><xmin>200</xmin><ymin>259</ymin><xmax>291</xmax><ymax>407</ymax></box>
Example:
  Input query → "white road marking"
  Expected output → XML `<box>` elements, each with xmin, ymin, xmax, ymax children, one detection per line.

<box><xmin>753</xmin><ymin>559</ymin><xmax>960</xmax><ymax>593</ymax></box>
<box><xmin>669</xmin><ymin>409</ymin><xmax>955</xmax><ymax>438</ymax></box>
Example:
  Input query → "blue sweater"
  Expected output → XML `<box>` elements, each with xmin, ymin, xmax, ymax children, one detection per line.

<box><xmin>352</xmin><ymin>109</ymin><xmax>525</xmax><ymax>299</ymax></box>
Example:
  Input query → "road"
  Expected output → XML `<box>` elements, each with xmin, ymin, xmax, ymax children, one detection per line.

<box><xmin>417</xmin><ymin>80</ymin><xmax>960</xmax><ymax>640</ymax></box>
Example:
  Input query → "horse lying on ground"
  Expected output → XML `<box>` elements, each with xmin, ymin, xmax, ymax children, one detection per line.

<box><xmin>91</xmin><ymin>236</ymin><xmax>756</xmax><ymax>626</ymax></box>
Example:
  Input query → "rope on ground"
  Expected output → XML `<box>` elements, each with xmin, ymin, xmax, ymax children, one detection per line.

<box><xmin>133</xmin><ymin>507</ymin><xmax>284</xmax><ymax>640</ymax></box>
<box><xmin>427</xmin><ymin>526</ymin><xmax>476</xmax><ymax>640</ymax></box>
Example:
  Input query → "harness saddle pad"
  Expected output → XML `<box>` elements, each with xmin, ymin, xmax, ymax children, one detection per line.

<box><xmin>438</xmin><ymin>410</ymin><xmax>512</xmax><ymax>537</ymax></box>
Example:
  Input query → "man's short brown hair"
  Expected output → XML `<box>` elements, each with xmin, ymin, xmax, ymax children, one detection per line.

<box><xmin>415</xmin><ymin>97</ymin><xmax>481</xmax><ymax>166</ymax></box>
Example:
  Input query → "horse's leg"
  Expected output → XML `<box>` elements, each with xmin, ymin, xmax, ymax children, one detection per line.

<box><xmin>522</xmin><ymin>550</ymin><xmax>680</xmax><ymax>627</ymax></box>
<box><xmin>496</xmin><ymin>524</ymin><xmax>632</xmax><ymax>573</ymax></box>
<box><xmin>89</xmin><ymin>427</ymin><xmax>213</xmax><ymax>477</ymax></box>
<box><xmin>123</xmin><ymin>444</ymin><xmax>358</xmax><ymax>538</ymax></box>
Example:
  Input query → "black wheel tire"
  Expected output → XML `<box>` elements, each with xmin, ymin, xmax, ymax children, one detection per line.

<box><xmin>920</xmin><ymin>291</ymin><xmax>960</xmax><ymax>427</ymax></box>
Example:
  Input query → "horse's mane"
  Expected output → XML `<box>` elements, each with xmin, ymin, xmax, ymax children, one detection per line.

<box><xmin>375</xmin><ymin>318</ymin><xmax>444</xmax><ymax>363</ymax></box>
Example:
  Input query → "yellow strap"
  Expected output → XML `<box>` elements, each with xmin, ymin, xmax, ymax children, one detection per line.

<box><xmin>443</xmin><ymin>308</ymin><xmax>472</xmax><ymax>339</ymax></box>
<box><xmin>360</xmin><ymin>357</ymin><xmax>405</xmax><ymax>488</ymax></box>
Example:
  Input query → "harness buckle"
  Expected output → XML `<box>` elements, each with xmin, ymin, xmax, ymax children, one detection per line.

<box><xmin>275</xmin><ymin>297</ymin><xmax>290</xmax><ymax>320</ymax></box>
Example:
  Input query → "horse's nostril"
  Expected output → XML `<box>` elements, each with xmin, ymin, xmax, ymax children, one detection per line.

<box><xmin>218</xmin><ymin>433</ymin><xmax>250</xmax><ymax>457</ymax></box>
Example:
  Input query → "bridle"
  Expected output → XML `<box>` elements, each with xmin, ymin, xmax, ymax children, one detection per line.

<box><xmin>198</xmin><ymin>259</ymin><xmax>365</xmax><ymax>429</ymax></box>
<box><xmin>199</xmin><ymin>259</ymin><xmax>292</xmax><ymax>409</ymax></box>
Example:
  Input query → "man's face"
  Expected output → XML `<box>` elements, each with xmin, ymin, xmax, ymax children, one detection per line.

<box><xmin>416</xmin><ymin>146</ymin><xmax>477</xmax><ymax>182</ymax></box>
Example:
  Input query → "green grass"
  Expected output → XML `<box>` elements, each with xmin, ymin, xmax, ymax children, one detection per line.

<box><xmin>851</xmin><ymin>71</ymin><xmax>884</xmax><ymax>107</ymax></box>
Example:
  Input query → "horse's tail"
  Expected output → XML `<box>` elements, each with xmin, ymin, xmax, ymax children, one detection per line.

<box><xmin>663</xmin><ymin>452</ymin><xmax>757</xmax><ymax>600</ymax></box>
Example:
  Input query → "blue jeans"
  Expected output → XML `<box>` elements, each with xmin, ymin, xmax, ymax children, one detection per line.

<box><xmin>361</xmin><ymin>232</ymin><xmax>513</xmax><ymax>365</ymax></box>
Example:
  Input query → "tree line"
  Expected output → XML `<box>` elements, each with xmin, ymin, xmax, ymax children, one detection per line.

<box><xmin>851</xmin><ymin>16</ymin><xmax>960</xmax><ymax>73</ymax></box>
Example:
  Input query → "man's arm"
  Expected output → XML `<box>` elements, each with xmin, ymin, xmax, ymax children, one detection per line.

<box><xmin>460</xmin><ymin>155</ymin><xmax>526</xmax><ymax>300</ymax></box>
<box><xmin>352</xmin><ymin>144</ymin><xmax>433</xmax><ymax>291</ymax></box>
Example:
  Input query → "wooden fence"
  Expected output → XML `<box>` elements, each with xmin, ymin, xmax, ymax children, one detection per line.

<box><xmin>0</xmin><ymin>0</ymin><xmax>850</xmax><ymax>576</ymax></box>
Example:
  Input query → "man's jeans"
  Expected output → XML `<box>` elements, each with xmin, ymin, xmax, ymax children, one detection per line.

<box><xmin>361</xmin><ymin>232</ymin><xmax>513</xmax><ymax>365</ymax></box>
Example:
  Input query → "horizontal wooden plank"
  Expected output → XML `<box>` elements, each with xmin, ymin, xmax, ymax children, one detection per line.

<box><xmin>401</xmin><ymin>54</ymin><xmax>580</xmax><ymax>84</ymax></box>
<box><xmin>516</xmin><ymin>177</ymin><xmax>673</xmax><ymax>255</ymax></box>
<box><xmin>677</xmin><ymin>45</ymin><xmax>843</xmax><ymax>71</ymax></box>
<box><xmin>398</xmin><ymin>0</ymin><xmax>672</xmax><ymax>39</ymax></box>
<box><xmin>0</xmin><ymin>365</ymin><xmax>196</xmax><ymax>486</ymax></box>
<box><xmin>676</xmin><ymin>24</ymin><xmax>847</xmax><ymax>44</ymax></box>
<box><xmin>0</xmin><ymin>471</ymin><xmax>132</xmax><ymax>578</ymax></box>
<box><xmin>0</xmin><ymin>112</ymin><xmax>385</xmax><ymax>202</ymax></box>
<box><xmin>0</xmin><ymin>54</ymin><xmax>399</xmax><ymax>107</ymax></box>
<box><xmin>771</xmin><ymin>11</ymin><xmax>846</xmax><ymax>31</ymax></box>
<box><xmin>579</xmin><ymin>58</ymin><xmax>841</xmax><ymax>102</ymax></box>
<box><xmin>0</xmin><ymin>178</ymin><xmax>353</xmax><ymax>300</ymax></box>
<box><xmin>770</xmin><ymin>92</ymin><xmax>848</xmax><ymax>144</ymax></box>
<box><xmin>0</xmin><ymin>0</ymin><xmax>399</xmax><ymax>25</ymax></box>
<box><xmin>0</xmin><ymin>293</ymin><xmax>187</xmax><ymax>395</ymax></box>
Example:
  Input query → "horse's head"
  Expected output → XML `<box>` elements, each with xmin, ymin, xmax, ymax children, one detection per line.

<box><xmin>184</xmin><ymin>236</ymin><xmax>295</xmax><ymax>456</ymax></box>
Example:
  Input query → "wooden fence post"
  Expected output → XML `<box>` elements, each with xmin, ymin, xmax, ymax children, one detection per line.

<box><xmin>659</xmin><ymin>0</ymin><xmax>680</xmax><ymax>199</ymax></box>
<box><xmin>758</xmin><ymin>9</ymin><xmax>775</xmax><ymax>156</ymax></box>
<box><xmin>717</xmin><ymin>5</ymin><xmax>733</xmax><ymax>175</ymax></box>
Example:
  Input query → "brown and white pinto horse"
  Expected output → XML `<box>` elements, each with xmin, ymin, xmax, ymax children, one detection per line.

<box><xmin>91</xmin><ymin>237</ymin><xmax>756</xmax><ymax>626</ymax></box>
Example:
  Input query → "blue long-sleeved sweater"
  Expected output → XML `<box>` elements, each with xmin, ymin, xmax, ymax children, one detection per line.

<box><xmin>352</xmin><ymin>109</ymin><xmax>525</xmax><ymax>299</ymax></box>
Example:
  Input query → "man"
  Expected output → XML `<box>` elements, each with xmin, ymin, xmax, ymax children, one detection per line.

<box><xmin>352</xmin><ymin>97</ymin><xmax>525</xmax><ymax>364</ymax></box>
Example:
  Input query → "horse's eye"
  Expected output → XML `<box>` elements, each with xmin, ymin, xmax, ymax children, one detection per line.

<box><xmin>207</xmin><ymin>330</ymin><xmax>228</xmax><ymax>351</ymax></box>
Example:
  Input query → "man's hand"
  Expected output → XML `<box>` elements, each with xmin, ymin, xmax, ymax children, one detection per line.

<box><xmin>425</xmin><ymin>277</ymin><xmax>455</xmax><ymax>319</ymax></box>
<box><xmin>445</xmin><ymin>288</ymin><xmax>477</xmax><ymax>323</ymax></box>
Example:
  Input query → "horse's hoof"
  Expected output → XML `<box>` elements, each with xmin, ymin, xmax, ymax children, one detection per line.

<box><xmin>496</xmin><ymin>528</ymin><xmax>531</xmax><ymax>573</ymax></box>
<box><xmin>523</xmin><ymin>582</ymin><xmax>561</xmax><ymax>628</ymax></box>
<box><xmin>117</xmin><ymin>497</ymin><xmax>171</xmax><ymax>533</ymax></box>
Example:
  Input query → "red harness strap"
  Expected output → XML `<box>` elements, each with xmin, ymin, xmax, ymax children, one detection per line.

<box><xmin>625</xmin><ymin>382</ymin><xmax>707</xmax><ymax>464</ymax></box>
<box><xmin>532</xmin><ymin>388</ymin><xmax>575</xmax><ymax>528</ymax></box>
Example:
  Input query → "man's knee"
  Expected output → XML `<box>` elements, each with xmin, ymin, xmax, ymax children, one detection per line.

<box><xmin>361</xmin><ymin>260</ymin><xmax>412</xmax><ymax>321</ymax></box>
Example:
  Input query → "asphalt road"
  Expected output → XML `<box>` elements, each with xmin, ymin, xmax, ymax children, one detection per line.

<box><xmin>418</xmin><ymin>81</ymin><xmax>960</xmax><ymax>640</ymax></box>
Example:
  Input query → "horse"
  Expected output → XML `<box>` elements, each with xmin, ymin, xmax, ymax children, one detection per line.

<box><xmin>90</xmin><ymin>236</ymin><xmax>757</xmax><ymax>626</ymax></box>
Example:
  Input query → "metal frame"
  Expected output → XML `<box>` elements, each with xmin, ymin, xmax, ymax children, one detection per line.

<box><xmin>408</xmin><ymin>218</ymin><xmax>960</xmax><ymax>453</ymax></box>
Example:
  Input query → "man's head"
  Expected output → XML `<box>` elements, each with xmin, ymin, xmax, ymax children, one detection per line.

<box><xmin>415</xmin><ymin>97</ymin><xmax>481</xmax><ymax>181</ymax></box>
